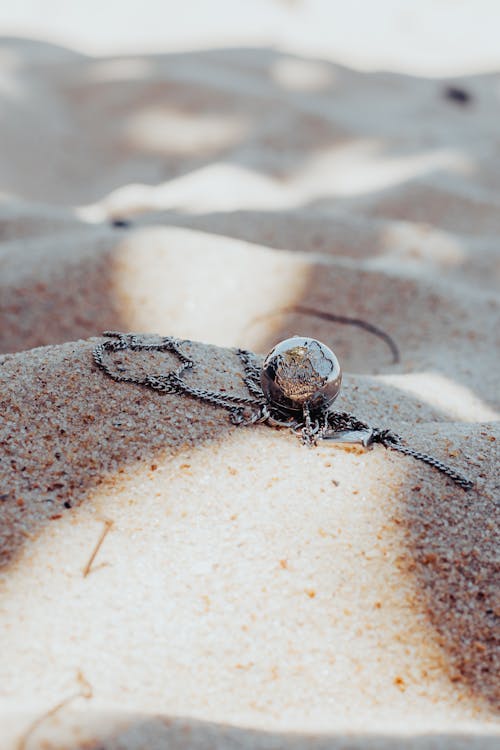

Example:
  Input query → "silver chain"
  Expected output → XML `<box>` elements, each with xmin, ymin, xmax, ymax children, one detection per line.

<box><xmin>93</xmin><ymin>332</ymin><xmax>263</xmax><ymax>419</ymax></box>
<box><xmin>374</xmin><ymin>432</ymin><xmax>474</xmax><ymax>491</ymax></box>
<box><xmin>93</xmin><ymin>332</ymin><xmax>473</xmax><ymax>491</ymax></box>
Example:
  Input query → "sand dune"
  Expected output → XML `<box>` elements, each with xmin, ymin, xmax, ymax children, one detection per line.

<box><xmin>0</xmin><ymin>37</ymin><xmax>499</xmax><ymax>750</ymax></box>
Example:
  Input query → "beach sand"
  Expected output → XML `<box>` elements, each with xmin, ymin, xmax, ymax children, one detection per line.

<box><xmin>0</xmin><ymin>28</ymin><xmax>499</xmax><ymax>750</ymax></box>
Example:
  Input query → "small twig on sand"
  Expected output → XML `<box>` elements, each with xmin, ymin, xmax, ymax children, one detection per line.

<box><xmin>245</xmin><ymin>305</ymin><xmax>400</xmax><ymax>364</ymax></box>
<box><xmin>83</xmin><ymin>519</ymin><xmax>114</xmax><ymax>578</ymax></box>
<box><xmin>17</xmin><ymin>671</ymin><xmax>92</xmax><ymax>750</ymax></box>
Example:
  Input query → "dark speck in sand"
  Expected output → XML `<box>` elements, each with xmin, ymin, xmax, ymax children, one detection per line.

<box><xmin>444</xmin><ymin>86</ymin><xmax>472</xmax><ymax>105</ymax></box>
<box><xmin>111</xmin><ymin>218</ymin><xmax>132</xmax><ymax>229</ymax></box>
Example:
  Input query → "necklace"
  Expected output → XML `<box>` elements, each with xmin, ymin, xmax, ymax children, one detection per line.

<box><xmin>93</xmin><ymin>332</ymin><xmax>473</xmax><ymax>491</ymax></box>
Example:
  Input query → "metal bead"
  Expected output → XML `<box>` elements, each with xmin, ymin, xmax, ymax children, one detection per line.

<box><xmin>260</xmin><ymin>336</ymin><xmax>342</xmax><ymax>416</ymax></box>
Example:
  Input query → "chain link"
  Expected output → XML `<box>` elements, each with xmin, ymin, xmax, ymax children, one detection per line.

<box><xmin>93</xmin><ymin>332</ymin><xmax>473</xmax><ymax>491</ymax></box>
<box><xmin>93</xmin><ymin>332</ymin><xmax>262</xmax><ymax>414</ymax></box>
<box><xmin>374</xmin><ymin>431</ymin><xmax>474</xmax><ymax>491</ymax></box>
<box><xmin>326</xmin><ymin>410</ymin><xmax>373</xmax><ymax>433</ymax></box>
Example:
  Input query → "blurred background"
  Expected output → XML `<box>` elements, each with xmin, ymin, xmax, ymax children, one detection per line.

<box><xmin>1</xmin><ymin>0</ymin><xmax>500</xmax><ymax>74</ymax></box>
<box><xmin>1</xmin><ymin>0</ymin><xmax>499</xmax><ymax>371</ymax></box>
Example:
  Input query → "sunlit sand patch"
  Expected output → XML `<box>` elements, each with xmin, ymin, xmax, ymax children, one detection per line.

<box><xmin>271</xmin><ymin>57</ymin><xmax>335</xmax><ymax>91</ymax></box>
<box><xmin>77</xmin><ymin>164</ymin><xmax>291</xmax><ymax>222</ymax></box>
<box><xmin>123</xmin><ymin>109</ymin><xmax>249</xmax><ymax>155</ymax></box>
<box><xmin>110</xmin><ymin>225</ymin><xmax>312</xmax><ymax>348</ymax></box>
<box><xmin>378</xmin><ymin>223</ymin><xmax>466</xmax><ymax>269</ymax></box>
<box><xmin>379</xmin><ymin>372</ymin><xmax>499</xmax><ymax>423</ymax></box>
<box><xmin>0</xmin><ymin>428</ymin><xmax>494</xmax><ymax>749</ymax></box>
<box><xmin>294</xmin><ymin>142</ymin><xmax>473</xmax><ymax>198</ymax></box>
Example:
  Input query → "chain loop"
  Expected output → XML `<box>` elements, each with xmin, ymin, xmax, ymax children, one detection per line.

<box><xmin>93</xmin><ymin>333</ymin><xmax>262</xmax><ymax>414</ymax></box>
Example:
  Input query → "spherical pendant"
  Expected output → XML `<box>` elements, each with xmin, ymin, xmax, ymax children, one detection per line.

<box><xmin>260</xmin><ymin>336</ymin><xmax>342</xmax><ymax>416</ymax></box>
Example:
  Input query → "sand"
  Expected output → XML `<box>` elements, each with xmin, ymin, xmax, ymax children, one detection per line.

<box><xmin>0</xmin><ymin>28</ymin><xmax>499</xmax><ymax>750</ymax></box>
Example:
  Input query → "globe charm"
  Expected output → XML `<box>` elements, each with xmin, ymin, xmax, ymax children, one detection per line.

<box><xmin>260</xmin><ymin>336</ymin><xmax>342</xmax><ymax>416</ymax></box>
